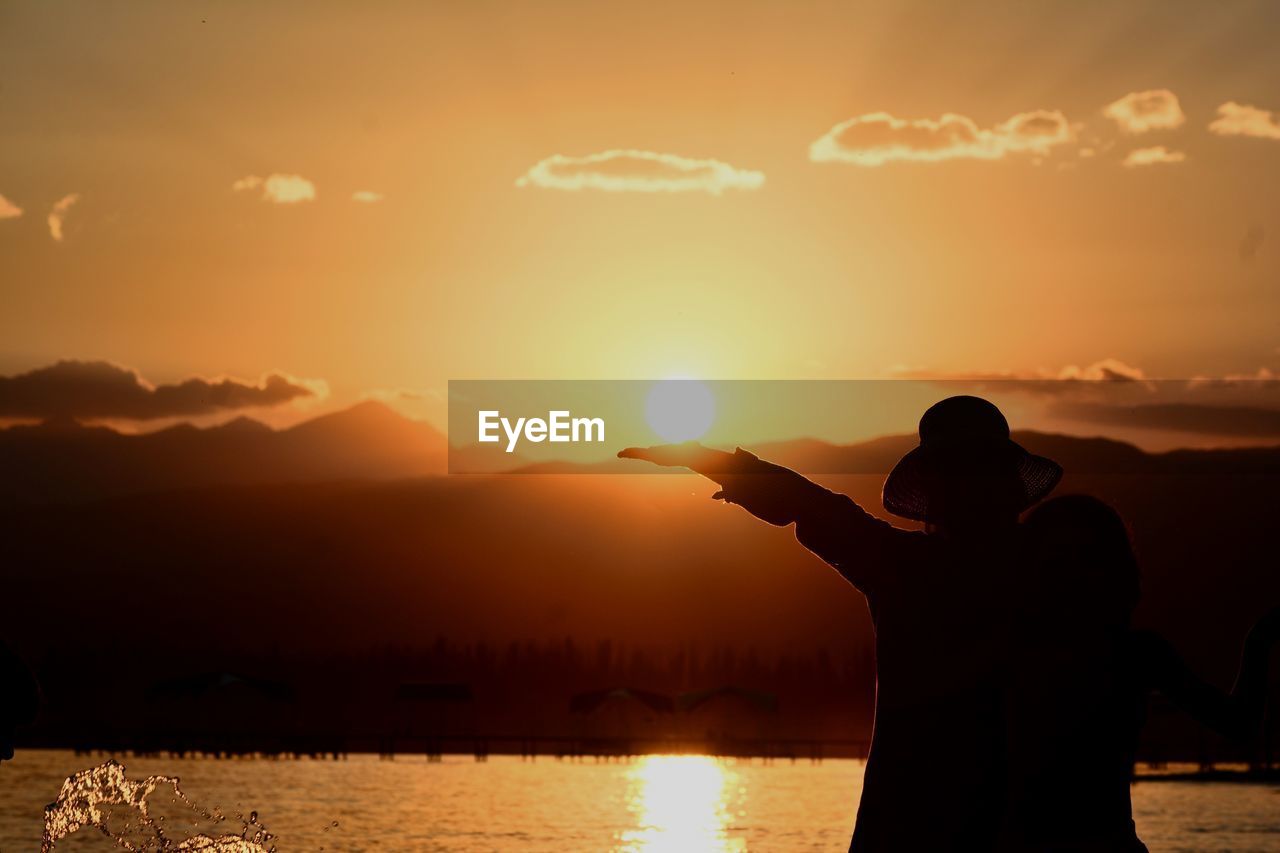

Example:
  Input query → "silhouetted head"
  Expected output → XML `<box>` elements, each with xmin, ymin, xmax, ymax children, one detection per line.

<box><xmin>882</xmin><ymin>396</ymin><xmax>1062</xmax><ymax>533</ymax></box>
<box><xmin>1024</xmin><ymin>494</ymin><xmax>1140</xmax><ymax>627</ymax></box>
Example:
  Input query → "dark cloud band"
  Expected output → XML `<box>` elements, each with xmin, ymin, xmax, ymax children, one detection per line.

<box><xmin>0</xmin><ymin>360</ymin><xmax>322</xmax><ymax>420</ymax></box>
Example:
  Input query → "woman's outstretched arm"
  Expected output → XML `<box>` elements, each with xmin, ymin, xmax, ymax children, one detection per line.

<box><xmin>1138</xmin><ymin>606</ymin><xmax>1280</xmax><ymax>742</ymax></box>
<box><xmin>617</xmin><ymin>444</ymin><xmax>916</xmax><ymax>594</ymax></box>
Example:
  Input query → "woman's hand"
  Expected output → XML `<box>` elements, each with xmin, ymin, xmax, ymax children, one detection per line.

<box><xmin>618</xmin><ymin>444</ymin><xmax>806</xmax><ymax>527</ymax></box>
<box><xmin>617</xmin><ymin>443</ymin><xmax>746</xmax><ymax>483</ymax></box>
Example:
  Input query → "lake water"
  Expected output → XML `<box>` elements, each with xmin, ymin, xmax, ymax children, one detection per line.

<box><xmin>4</xmin><ymin>750</ymin><xmax>1280</xmax><ymax>851</ymax></box>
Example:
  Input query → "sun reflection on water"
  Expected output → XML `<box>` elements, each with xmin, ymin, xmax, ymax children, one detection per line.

<box><xmin>618</xmin><ymin>755</ymin><xmax>745</xmax><ymax>852</ymax></box>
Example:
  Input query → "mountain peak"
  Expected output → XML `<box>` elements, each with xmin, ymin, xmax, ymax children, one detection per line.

<box><xmin>287</xmin><ymin>399</ymin><xmax>427</xmax><ymax>434</ymax></box>
<box><xmin>283</xmin><ymin>399</ymin><xmax>446</xmax><ymax>452</ymax></box>
<box><xmin>211</xmin><ymin>415</ymin><xmax>272</xmax><ymax>434</ymax></box>
<box><xmin>37</xmin><ymin>414</ymin><xmax>88</xmax><ymax>432</ymax></box>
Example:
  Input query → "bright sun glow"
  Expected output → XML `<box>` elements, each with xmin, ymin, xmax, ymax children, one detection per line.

<box><xmin>644</xmin><ymin>379</ymin><xmax>715</xmax><ymax>442</ymax></box>
<box><xmin>620</xmin><ymin>755</ymin><xmax>742</xmax><ymax>852</ymax></box>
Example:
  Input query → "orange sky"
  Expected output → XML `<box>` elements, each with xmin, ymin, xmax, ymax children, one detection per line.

<box><xmin>2</xmin><ymin>0</ymin><xmax>1279</xmax><ymax>436</ymax></box>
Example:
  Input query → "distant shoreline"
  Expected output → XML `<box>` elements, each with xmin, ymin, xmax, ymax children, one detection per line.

<box><xmin>15</xmin><ymin>739</ymin><xmax>1276</xmax><ymax>782</ymax></box>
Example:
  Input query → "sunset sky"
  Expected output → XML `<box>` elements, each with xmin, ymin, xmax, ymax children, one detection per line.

<box><xmin>2</xmin><ymin>0</ymin><xmax>1279</xmax><ymax>439</ymax></box>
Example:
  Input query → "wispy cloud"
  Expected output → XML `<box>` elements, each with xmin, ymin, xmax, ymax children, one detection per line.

<box><xmin>0</xmin><ymin>193</ymin><xmax>22</xmax><ymax>220</ymax></box>
<box><xmin>1122</xmin><ymin>146</ymin><xmax>1186</xmax><ymax>167</ymax></box>
<box><xmin>515</xmin><ymin>150</ymin><xmax>765</xmax><ymax>194</ymax></box>
<box><xmin>1056</xmin><ymin>359</ymin><xmax>1147</xmax><ymax>382</ymax></box>
<box><xmin>0</xmin><ymin>360</ymin><xmax>326</xmax><ymax>421</ymax></box>
<box><xmin>1208</xmin><ymin>102</ymin><xmax>1280</xmax><ymax>141</ymax></box>
<box><xmin>809</xmin><ymin>109</ymin><xmax>1073</xmax><ymax>166</ymax></box>
<box><xmin>1102</xmin><ymin>90</ymin><xmax>1185</xmax><ymax>134</ymax></box>
<box><xmin>232</xmin><ymin>173</ymin><xmax>317</xmax><ymax>204</ymax></box>
<box><xmin>892</xmin><ymin>359</ymin><xmax>1147</xmax><ymax>394</ymax></box>
<box><xmin>47</xmin><ymin>193</ymin><xmax>80</xmax><ymax>241</ymax></box>
<box><xmin>365</xmin><ymin>387</ymin><xmax>430</xmax><ymax>403</ymax></box>
<box><xmin>351</xmin><ymin>190</ymin><xmax>384</xmax><ymax>203</ymax></box>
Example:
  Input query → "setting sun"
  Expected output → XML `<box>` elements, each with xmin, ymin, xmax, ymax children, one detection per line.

<box><xmin>644</xmin><ymin>379</ymin><xmax>716</xmax><ymax>442</ymax></box>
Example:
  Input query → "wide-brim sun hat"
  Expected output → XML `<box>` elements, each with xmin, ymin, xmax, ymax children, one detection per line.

<box><xmin>882</xmin><ymin>395</ymin><xmax>1062</xmax><ymax>522</ymax></box>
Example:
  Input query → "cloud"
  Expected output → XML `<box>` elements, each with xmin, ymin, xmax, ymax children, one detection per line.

<box><xmin>892</xmin><ymin>359</ymin><xmax>1147</xmax><ymax>393</ymax></box>
<box><xmin>0</xmin><ymin>360</ymin><xmax>326</xmax><ymax>421</ymax></box>
<box><xmin>1102</xmin><ymin>90</ymin><xmax>1186</xmax><ymax>134</ymax></box>
<box><xmin>889</xmin><ymin>361</ymin><xmax>1167</xmax><ymax>416</ymax></box>
<box><xmin>260</xmin><ymin>174</ymin><xmax>316</xmax><ymax>204</ymax></box>
<box><xmin>1055</xmin><ymin>359</ymin><xmax>1147</xmax><ymax>383</ymax></box>
<box><xmin>809</xmin><ymin>109</ymin><xmax>1073</xmax><ymax>166</ymax></box>
<box><xmin>363</xmin><ymin>387</ymin><xmax>445</xmax><ymax>415</ymax></box>
<box><xmin>1122</xmin><ymin>146</ymin><xmax>1186</xmax><ymax>167</ymax></box>
<box><xmin>232</xmin><ymin>173</ymin><xmax>317</xmax><ymax>204</ymax></box>
<box><xmin>1186</xmin><ymin>367</ymin><xmax>1279</xmax><ymax>388</ymax></box>
<box><xmin>365</xmin><ymin>387</ymin><xmax>428</xmax><ymax>402</ymax></box>
<box><xmin>515</xmin><ymin>150</ymin><xmax>765</xmax><ymax>194</ymax></box>
<box><xmin>47</xmin><ymin>193</ymin><xmax>80</xmax><ymax>241</ymax></box>
<box><xmin>0</xmin><ymin>193</ymin><xmax>22</xmax><ymax>219</ymax></box>
<box><xmin>351</xmin><ymin>190</ymin><xmax>384</xmax><ymax>203</ymax></box>
<box><xmin>1208</xmin><ymin>102</ymin><xmax>1280</xmax><ymax>141</ymax></box>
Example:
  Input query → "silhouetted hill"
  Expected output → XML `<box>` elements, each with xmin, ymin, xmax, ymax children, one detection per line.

<box><xmin>0</xmin><ymin>401</ymin><xmax>446</xmax><ymax>504</ymax></box>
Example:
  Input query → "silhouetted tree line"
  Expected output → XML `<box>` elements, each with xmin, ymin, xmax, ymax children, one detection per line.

<box><xmin>15</xmin><ymin>632</ymin><xmax>1270</xmax><ymax>765</ymax></box>
<box><xmin>20</xmin><ymin>636</ymin><xmax>878</xmax><ymax>750</ymax></box>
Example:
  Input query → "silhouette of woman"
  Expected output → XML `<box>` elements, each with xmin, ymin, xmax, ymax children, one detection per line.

<box><xmin>1000</xmin><ymin>495</ymin><xmax>1280</xmax><ymax>852</ymax></box>
<box><xmin>622</xmin><ymin>396</ymin><xmax>1064</xmax><ymax>851</ymax></box>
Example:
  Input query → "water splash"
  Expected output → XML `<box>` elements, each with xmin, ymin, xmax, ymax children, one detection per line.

<box><xmin>42</xmin><ymin>759</ymin><xmax>274</xmax><ymax>851</ymax></box>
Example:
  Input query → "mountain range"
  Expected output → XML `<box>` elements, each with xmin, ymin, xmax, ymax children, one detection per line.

<box><xmin>0</xmin><ymin>401</ymin><xmax>447</xmax><ymax>504</ymax></box>
<box><xmin>4</xmin><ymin>402</ymin><xmax>1280</xmax><ymax>753</ymax></box>
<box><xmin>5</xmin><ymin>400</ymin><xmax>1279</xmax><ymax>503</ymax></box>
